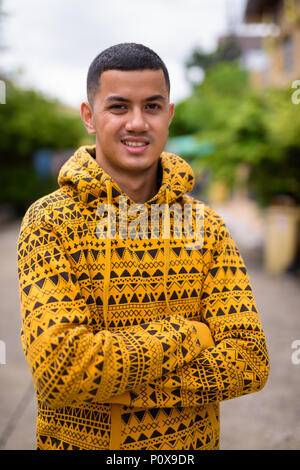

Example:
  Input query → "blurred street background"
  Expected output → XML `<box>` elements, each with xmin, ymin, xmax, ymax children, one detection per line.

<box><xmin>1</xmin><ymin>0</ymin><xmax>300</xmax><ymax>450</ymax></box>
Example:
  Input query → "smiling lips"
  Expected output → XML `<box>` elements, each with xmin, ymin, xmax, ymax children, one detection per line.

<box><xmin>121</xmin><ymin>137</ymin><xmax>150</xmax><ymax>153</ymax></box>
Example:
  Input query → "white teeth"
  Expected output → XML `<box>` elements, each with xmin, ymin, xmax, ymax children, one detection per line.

<box><xmin>123</xmin><ymin>141</ymin><xmax>147</xmax><ymax>147</ymax></box>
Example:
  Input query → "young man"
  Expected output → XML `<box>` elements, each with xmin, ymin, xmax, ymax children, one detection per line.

<box><xmin>17</xmin><ymin>43</ymin><xmax>269</xmax><ymax>451</ymax></box>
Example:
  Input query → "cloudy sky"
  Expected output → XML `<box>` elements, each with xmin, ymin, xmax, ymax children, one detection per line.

<box><xmin>1</xmin><ymin>0</ymin><xmax>248</xmax><ymax>107</ymax></box>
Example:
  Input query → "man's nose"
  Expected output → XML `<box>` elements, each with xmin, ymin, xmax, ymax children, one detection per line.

<box><xmin>125</xmin><ymin>108</ymin><xmax>149</xmax><ymax>133</ymax></box>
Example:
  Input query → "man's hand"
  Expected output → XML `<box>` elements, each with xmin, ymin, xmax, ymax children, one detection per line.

<box><xmin>190</xmin><ymin>321</ymin><xmax>215</xmax><ymax>349</ymax></box>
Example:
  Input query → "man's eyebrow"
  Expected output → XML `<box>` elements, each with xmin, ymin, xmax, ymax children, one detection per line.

<box><xmin>144</xmin><ymin>94</ymin><xmax>166</xmax><ymax>102</ymax></box>
<box><xmin>105</xmin><ymin>95</ymin><xmax>130</xmax><ymax>103</ymax></box>
<box><xmin>104</xmin><ymin>94</ymin><xmax>167</xmax><ymax>104</ymax></box>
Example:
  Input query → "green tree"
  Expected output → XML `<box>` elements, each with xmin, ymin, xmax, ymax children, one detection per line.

<box><xmin>170</xmin><ymin>61</ymin><xmax>300</xmax><ymax>207</ymax></box>
<box><xmin>185</xmin><ymin>35</ymin><xmax>242</xmax><ymax>73</ymax></box>
<box><xmin>0</xmin><ymin>82</ymin><xmax>90</xmax><ymax>213</ymax></box>
<box><xmin>170</xmin><ymin>62</ymin><xmax>248</xmax><ymax>138</ymax></box>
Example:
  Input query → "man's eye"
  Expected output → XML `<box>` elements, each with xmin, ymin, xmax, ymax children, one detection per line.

<box><xmin>146</xmin><ymin>103</ymin><xmax>161</xmax><ymax>110</ymax></box>
<box><xmin>110</xmin><ymin>104</ymin><xmax>127</xmax><ymax>111</ymax></box>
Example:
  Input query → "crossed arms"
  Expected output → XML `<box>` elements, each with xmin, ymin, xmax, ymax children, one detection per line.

<box><xmin>18</xmin><ymin>208</ymin><xmax>269</xmax><ymax>410</ymax></box>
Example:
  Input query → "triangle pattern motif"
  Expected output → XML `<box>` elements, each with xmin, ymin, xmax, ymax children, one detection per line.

<box><xmin>17</xmin><ymin>146</ymin><xmax>269</xmax><ymax>450</ymax></box>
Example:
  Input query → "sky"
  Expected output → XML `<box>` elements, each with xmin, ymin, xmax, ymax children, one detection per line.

<box><xmin>0</xmin><ymin>0</ymin><xmax>249</xmax><ymax>108</ymax></box>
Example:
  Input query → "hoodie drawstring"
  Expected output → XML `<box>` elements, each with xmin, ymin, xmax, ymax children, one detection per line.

<box><xmin>163</xmin><ymin>186</ymin><xmax>171</xmax><ymax>315</ymax></box>
<box><xmin>103</xmin><ymin>178</ymin><xmax>112</xmax><ymax>330</ymax></box>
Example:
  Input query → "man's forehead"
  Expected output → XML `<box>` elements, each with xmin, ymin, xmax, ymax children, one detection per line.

<box><xmin>98</xmin><ymin>69</ymin><xmax>169</xmax><ymax>98</ymax></box>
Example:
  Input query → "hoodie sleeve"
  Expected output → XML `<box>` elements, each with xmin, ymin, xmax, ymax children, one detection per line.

<box><xmin>17</xmin><ymin>217</ymin><xmax>204</xmax><ymax>410</ymax></box>
<box><xmin>109</xmin><ymin>210</ymin><xmax>270</xmax><ymax>408</ymax></box>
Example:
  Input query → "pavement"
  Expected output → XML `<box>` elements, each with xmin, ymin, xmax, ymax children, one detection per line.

<box><xmin>0</xmin><ymin>220</ymin><xmax>36</xmax><ymax>450</ymax></box>
<box><xmin>0</xmin><ymin>201</ymin><xmax>300</xmax><ymax>450</ymax></box>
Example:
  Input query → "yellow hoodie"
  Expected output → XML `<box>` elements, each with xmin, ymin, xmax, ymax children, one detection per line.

<box><xmin>17</xmin><ymin>145</ymin><xmax>269</xmax><ymax>450</ymax></box>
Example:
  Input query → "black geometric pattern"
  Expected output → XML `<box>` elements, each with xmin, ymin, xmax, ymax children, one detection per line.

<box><xmin>17</xmin><ymin>145</ymin><xmax>269</xmax><ymax>450</ymax></box>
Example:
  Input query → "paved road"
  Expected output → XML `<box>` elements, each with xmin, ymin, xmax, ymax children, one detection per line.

<box><xmin>0</xmin><ymin>220</ymin><xmax>36</xmax><ymax>450</ymax></box>
<box><xmin>0</xmin><ymin>218</ymin><xmax>299</xmax><ymax>450</ymax></box>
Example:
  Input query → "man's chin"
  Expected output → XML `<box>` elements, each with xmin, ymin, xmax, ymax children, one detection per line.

<box><xmin>119</xmin><ymin>148</ymin><xmax>159</xmax><ymax>170</ymax></box>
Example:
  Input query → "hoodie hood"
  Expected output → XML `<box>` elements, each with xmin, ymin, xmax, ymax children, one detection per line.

<box><xmin>58</xmin><ymin>145</ymin><xmax>194</xmax><ymax>207</ymax></box>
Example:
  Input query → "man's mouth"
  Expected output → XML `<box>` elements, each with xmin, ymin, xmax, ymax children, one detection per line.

<box><xmin>121</xmin><ymin>140</ymin><xmax>148</xmax><ymax>147</ymax></box>
<box><xmin>120</xmin><ymin>137</ymin><xmax>150</xmax><ymax>153</ymax></box>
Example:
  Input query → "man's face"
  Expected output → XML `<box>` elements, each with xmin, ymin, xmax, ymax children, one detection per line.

<box><xmin>81</xmin><ymin>69</ymin><xmax>174</xmax><ymax>175</ymax></box>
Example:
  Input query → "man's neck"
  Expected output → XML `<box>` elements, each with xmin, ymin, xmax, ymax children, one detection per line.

<box><xmin>95</xmin><ymin>155</ymin><xmax>159</xmax><ymax>204</ymax></box>
<box><xmin>118</xmin><ymin>173</ymin><xmax>158</xmax><ymax>203</ymax></box>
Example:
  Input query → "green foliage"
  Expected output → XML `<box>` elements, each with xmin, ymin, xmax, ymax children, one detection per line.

<box><xmin>0</xmin><ymin>81</ymin><xmax>89</xmax><ymax>213</ymax></box>
<box><xmin>185</xmin><ymin>36</ymin><xmax>242</xmax><ymax>72</ymax></box>
<box><xmin>0</xmin><ymin>165</ymin><xmax>57</xmax><ymax>215</ymax></box>
<box><xmin>248</xmin><ymin>88</ymin><xmax>300</xmax><ymax>206</ymax></box>
<box><xmin>170</xmin><ymin>62</ymin><xmax>249</xmax><ymax>137</ymax></box>
<box><xmin>0</xmin><ymin>84</ymin><xmax>86</xmax><ymax>162</ymax></box>
<box><xmin>170</xmin><ymin>62</ymin><xmax>300</xmax><ymax>207</ymax></box>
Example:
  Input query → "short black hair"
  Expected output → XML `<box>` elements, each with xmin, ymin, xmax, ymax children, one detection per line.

<box><xmin>87</xmin><ymin>43</ymin><xmax>170</xmax><ymax>105</ymax></box>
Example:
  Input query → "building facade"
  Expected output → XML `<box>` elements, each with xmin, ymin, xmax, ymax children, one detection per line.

<box><xmin>244</xmin><ymin>0</ymin><xmax>300</xmax><ymax>87</ymax></box>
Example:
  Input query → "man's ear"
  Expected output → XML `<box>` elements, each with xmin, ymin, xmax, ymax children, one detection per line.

<box><xmin>168</xmin><ymin>102</ymin><xmax>175</xmax><ymax>127</ymax></box>
<box><xmin>80</xmin><ymin>101</ymin><xmax>96</xmax><ymax>135</ymax></box>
